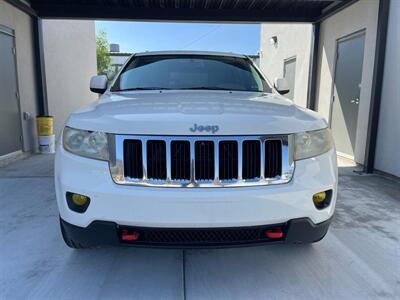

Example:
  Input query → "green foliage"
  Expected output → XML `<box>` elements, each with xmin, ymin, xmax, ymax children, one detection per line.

<box><xmin>96</xmin><ymin>30</ymin><xmax>111</xmax><ymax>76</ymax></box>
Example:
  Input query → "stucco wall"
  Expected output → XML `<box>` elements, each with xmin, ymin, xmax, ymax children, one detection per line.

<box><xmin>259</xmin><ymin>23</ymin><xmax>312</xmax><ymax>108</ymax></box>
<box><xmin>0</xmin><ymin>0</ymin><xmax>39</xmax><ymax>152</ymax></box>
<box><xmin>315</xmin><ymin>0</ymin><xmax>379</xmax><ymax>164</ymax></box>
<box><xmin>42</xmin><ymin>20</ymin><xmax>97</xmax><ymax>138</ymax></box>
<box><xmin>374</xmin><ymin>0</ymin><xmax>400</xmax><ymax>177</ymax></box>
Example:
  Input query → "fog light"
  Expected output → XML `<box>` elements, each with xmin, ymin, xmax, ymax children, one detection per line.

<box><xmin>71</xmin><ymin>194</ymin><xmax>89</xmax><ymax>206</ymax></box>
<box><xmin>66</xmin><ymin>192</ymin><xmax>90</xmax><ymax>213</ymax></box>
<box><xmin>313</xmin><ymin>192</ymin><xmax>326</xmax><ymax>204</ymax></box>
<box><xmin>312</xmin><ymin>190</ymin><xmax>332</xmax><ymax>209</ymax></box>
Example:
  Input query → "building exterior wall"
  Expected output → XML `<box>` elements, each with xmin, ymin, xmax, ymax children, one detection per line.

<box><xmin>259</xmin><ymin>1</ymin><xmax>397</xmax><ymax>177</ymax></box>
<box><xmin>42</xmin><ymin>20</ymin><xmax>97</xmax><ymax>138</ymax></box>
<box><xmin>0</xmin><ymin>0</ymin><xmax>39</xmax><ymax>153</ymax></box>
<box><xmin>315</xmin><ymin>0</ymin><xmax>379</xmax><ymax>165</ymax></box>
<box><xmin>374</xmin><ymin>0</ymin><xmax>400</xmax><ymax>177</ymax></box>
<box><xmin>259</xmin><ymin>23</ymin><xmax>312</xmax><ymax>107</ymax></box>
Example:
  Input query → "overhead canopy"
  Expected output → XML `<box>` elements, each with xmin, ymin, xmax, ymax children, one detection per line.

<box><xmin>14</xmin><ymin>0</ymin><xmax>356</xmax><ymax>23</ymax></box>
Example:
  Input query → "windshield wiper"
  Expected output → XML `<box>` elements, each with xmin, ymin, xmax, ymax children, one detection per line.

<box><xmin>113</xmin><ymin>87</ymin><xmax>171</xmax><ymax>91</ymax></box>
<box><xmin>177</xmin><ymin>87</ymin><xmax>263</xmax><ymax>92</ymax></box>
<box><xmin>177</xmin><ymin>87</ymin><xmax>232</xmax><ymax>91</ymax></box>
<box><xmin>114</xmin><ymin>87</ymin><xmax>263</xmax><ymax>92</ymax></box>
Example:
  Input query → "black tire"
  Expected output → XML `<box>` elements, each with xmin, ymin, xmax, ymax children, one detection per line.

<box><xmin>60</xmin><ymin>218</ymin><xmax>87</xmax><ymax>249</ymax></box>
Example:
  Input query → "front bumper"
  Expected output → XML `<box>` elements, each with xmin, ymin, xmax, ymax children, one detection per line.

<box><xmin>55</xmin><ymin>146</ymin><xmax>337</xmax><ymax>229</ymax></box>
<box><xmin>60</xmin><ymin>216</ymin><xmax>333</xmax><ymax>248</ymax></box>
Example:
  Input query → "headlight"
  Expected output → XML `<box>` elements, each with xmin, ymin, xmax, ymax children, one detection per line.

<box><xmin>62</xmin><ymin>127</ymin><xmax>109</xmax><ymax>160</ymax></box>
<box><xmin>294</xmin><ymin>128</ymin><xmax>334</xmax><ymax>160</ymax></box>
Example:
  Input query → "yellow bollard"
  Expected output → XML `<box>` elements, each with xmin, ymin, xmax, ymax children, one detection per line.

<box><xmin>36</xmin><ymin>116</ymin><xmax>55</xmax><ymax>153</ymax></box>
<box><xmin>36</xmin><ymin>116</ymin><xmax>53</xmax><ymax>136</ymax></box>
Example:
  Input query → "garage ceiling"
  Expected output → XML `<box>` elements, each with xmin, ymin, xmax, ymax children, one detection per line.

<box><xmin>15</xmin><ymin>0</ymin><xmax>357</xmax><ymax>22</ymax></box>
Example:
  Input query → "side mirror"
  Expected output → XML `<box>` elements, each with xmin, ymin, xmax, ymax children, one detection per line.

<box><xmin>90</xmin><ymin>75</ymin><xmax>108</xmax><ymax>94</ymax></box>
<box><xmin>274</xmin><ymin>78</ymin><xmax>290</xmax><ymax>95</ymax></box>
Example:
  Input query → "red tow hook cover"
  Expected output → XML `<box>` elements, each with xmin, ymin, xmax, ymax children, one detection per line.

<box><xmin>121</xmin><ymin>229</ymin><xmax>140</xmax><ymax>241</ymax></box>
<box><xmin>264</xmin><ymin>228</ymin><xmax>283</xmax><ymax>239</ymax></box>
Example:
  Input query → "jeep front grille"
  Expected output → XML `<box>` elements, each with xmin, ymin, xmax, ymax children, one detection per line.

<box><xmin>109</xmin><ymin>135</ymin><xmax>294</xmax><ymax>187</ymax></box>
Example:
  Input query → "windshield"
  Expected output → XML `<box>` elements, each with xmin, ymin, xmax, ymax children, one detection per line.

<box><xmin>111</xmin><ymin>54</ymin><xmax>272</xmax><ymax>93</ymax></box>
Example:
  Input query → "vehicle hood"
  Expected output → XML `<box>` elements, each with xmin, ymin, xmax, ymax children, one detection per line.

<box><xmin>66</xmin><ymin>90</ymin><xmax>327</xmax><ymax>135</ymax></box>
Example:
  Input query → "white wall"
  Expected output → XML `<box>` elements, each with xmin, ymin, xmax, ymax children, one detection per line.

<box><xmin>258</xmin><ymin>1</ymin><xmax>399</xmax><ymax>177</ymax></box>
<box><xmin>259</xmin><ymin>23</ymin><xmax>312</xmax><ymax>107</ymax></box>
<box><xmin>374</xmin><ymin>0</ymin><xmax>400</xmax><ymax>177</ymax></box>
<box><xmin>316</xmin><ymin>0</ymin><xmax>379</xmax><ymax>164</ymax></box>
<box><xmin>0</xmin><ymin>0</ymin><xmax>39</xmax><ymax>152</ymax></box>
<box><xmin>0</xmin><ymin>8</ymin><xmax>97</xmax><ymax>151</ymax></box>
<box><xmin>42</xmin><ymin>20</ymin><xmax>97</xmax><ymax>138</ymax></box>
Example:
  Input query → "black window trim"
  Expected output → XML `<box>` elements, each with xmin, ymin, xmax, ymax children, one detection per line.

<box><xmin>110</xmin><ymin>53</ymin><xmax>272</xmax><ymax>93</ymax></box>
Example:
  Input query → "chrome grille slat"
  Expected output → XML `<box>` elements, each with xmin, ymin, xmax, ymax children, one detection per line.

<box><xmin>237</xmin><ymin>140</ymin><xmax>243</xmax><ymax>180</ymax></box>
<box><xmin>141</xmin><ymin>139</ymin><xmax>147</xmax><ymax>180</ymax></box>
<box><xmin>214</xmin><ymin>141</ymin><xmax>219</xmax><ymax>182</ymax></box>
<box><xmin>166</xmin><ymin>140</ymin><xmax>171</xmax><ymax>181</ymax></box>
<box><xmin>190</xmin><ymin>140</ymin><xmax>196</xmax><ymax>183</ymax></box>
<box><xmin>110</xmin><ymin>135</ymin><xmax>295</xmax><ymax>188</ymax></box>
<box><xmin>260</xmin><ymin>140</ymin><xmax>265</xmax><ymax>180</ymax></box>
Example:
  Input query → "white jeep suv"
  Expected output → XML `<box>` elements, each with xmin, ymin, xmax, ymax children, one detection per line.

<box><xmin>55</xmin><ymin>51</ymin><xmax>337</xmax><ymax>248</ymax></box>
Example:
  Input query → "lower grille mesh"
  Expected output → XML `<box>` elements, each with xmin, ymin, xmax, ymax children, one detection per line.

<box><xmin>118</xmin><ymin>226</ymin><xmax>287</xmax><ymax>245</ymax></box>
<box><xmin>144</xmin><ymin>229</ymin><xmax>262</xmax><ymax>243</ymax></box>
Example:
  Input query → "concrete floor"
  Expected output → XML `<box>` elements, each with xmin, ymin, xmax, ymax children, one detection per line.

<box><xmin>0</xmin><ymin>155</ymin><xmax>399</xmax><ymax>300</ymax></box>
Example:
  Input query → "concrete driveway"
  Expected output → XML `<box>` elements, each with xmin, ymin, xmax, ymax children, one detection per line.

<box><xmin>1</xmin><ymin>155</ymin><xmax>399</xmax><ymax>300</ymax></box>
